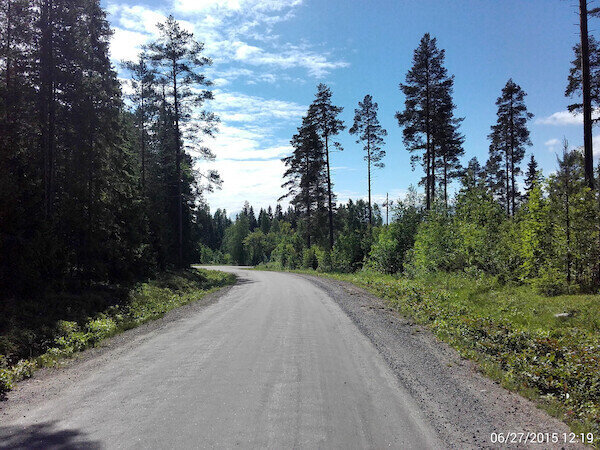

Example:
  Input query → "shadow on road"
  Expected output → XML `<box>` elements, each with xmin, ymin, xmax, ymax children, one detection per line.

<box><xmin>0</xmin><ymin>421</ymin><xmax>102</xmax><ymax>449</ymax></box>
<box><xmin>234</xmin><ymin>276</ymin><xmax>255</xmax><ymax>287</ymax></box>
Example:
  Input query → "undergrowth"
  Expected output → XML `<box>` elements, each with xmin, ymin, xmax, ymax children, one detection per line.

<box><xmin>0</xmin><ymin>268</ymin><xmax>235</xmax><ymax>397</ymax></box>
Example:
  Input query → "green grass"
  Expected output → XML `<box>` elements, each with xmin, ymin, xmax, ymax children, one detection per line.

<box><xmin>254</xmin><ymin>265</ymin><xmax>600</xmax><ymax>446</ymax></box>
<box><xmin>0</xmin><ymin>268</ymin><xmax>235</xmax><ymax>396</ymax></box>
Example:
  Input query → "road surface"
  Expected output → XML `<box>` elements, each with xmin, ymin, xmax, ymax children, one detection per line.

<box><xmin>0</xmin><ymin>267</ymin><xmax>442</xmax><ymax>449</ymax></box>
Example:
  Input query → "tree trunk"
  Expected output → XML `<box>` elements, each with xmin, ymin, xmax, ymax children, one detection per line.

<box><xmin>443</xmin><ymin>154</ymin><xmax>448</xmax><ymax>208</ymax></box>
<box><xmin>325</xmin><ymin>134</ymin><xmax>334</xmax><ymax>249</ymax></box>
<box><xmin>140</xmin><ymin>86</ymin><xmax>146</xmax><ymax>193</ymax></box>
<box><xmin>565</xmin><ymin>167</ymin><xmax>572</xmax><ymax>285</ymax></box>
<box><xmin>367</xmin><ymin>136</ymin><xmax>372</xmax><ymax>225</ymax></box>
<box><xmin>580</xmin><ymin>0</ymin><xmax>595</xmax><ymax>190</ymax></box>
<box><xmin>306</xmin><ymin>153</ymin><xmax>311</xmax><ymax>248</ymax></box>
<box><xmin>509</xmin><ymin>96</ymin><xmax>516</xmax><ymax>216</ymax></box>
<box><xmin>425</xmin><ymin>61</ymin><xmax>431</xmax><ymax>210</ymax></box>
<box><xmin>505</xmin><ymin>144</ymin><xmax>510</xmax><ymax>217</ymax></box>
<box><xmin>41</xmin><ymin>0</ymin><xmax>55</xmax><ymax>220</ymax></box>
<box><xmin>172</xmin><ymin>64</ymin><xmax>183</xmax><ymax>268</ymax></box>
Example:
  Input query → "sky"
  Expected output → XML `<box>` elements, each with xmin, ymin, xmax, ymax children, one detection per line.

<box><xmin>103</xmin><ymin>0</ymin><xmax>600</xmax><ymax>216</ymax></box>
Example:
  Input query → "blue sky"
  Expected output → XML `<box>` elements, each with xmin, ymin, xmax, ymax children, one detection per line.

<box><xmin>104</xmin><ymin>0</ymin><xmax>598</xmax><ymax>215</ymax></box>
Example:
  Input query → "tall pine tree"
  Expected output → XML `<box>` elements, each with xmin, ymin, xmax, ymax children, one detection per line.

<box><xmin>349</xmin><ymin>94</ymin><xmax>387</xmax><ymax>225</ymax></box>
<box><xmin>488</xmin><ymin>79</ymin><xmax>533</xmax><ymax>216</ymax></box>
<box><xmin>147</xmin><ymin>16</ymin><xmax>218</xmax><ymax>267</ymax></box>
<box><xmin>307</xmin><ymin>84</ymin><xmax>345</xmax><ymax>249</ymax></box>
<box><xmin>397</xmin><ymin>34</ymin><xmax>462</xmax><ymax>209</ymax></box>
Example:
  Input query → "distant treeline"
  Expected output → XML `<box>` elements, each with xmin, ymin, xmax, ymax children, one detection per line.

<box><xmin>0</xmin><ymin>1</ymin><xmax>219</xmax><ymax>296</ymax></box>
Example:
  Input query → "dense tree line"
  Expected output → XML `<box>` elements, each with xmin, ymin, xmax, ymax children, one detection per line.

<box><xmin>213</xmin><ymin>29</ymin><xmax>600</xmax><ymax>295</ymax></box>
<box><xmin>0</xmin><ymin>2</ymin><xmax>219</xmax><ymax>297</ymax></box>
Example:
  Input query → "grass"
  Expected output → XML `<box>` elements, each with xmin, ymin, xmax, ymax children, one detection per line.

<box><xmin>254</xmin><ymin>264</ymin><xmax>600</xmax><ymax>446</ymax></box>
<box><xmin>0</xmin><ymin>268</ymin><xmax>236</xmax><ymax>397</ymax></box>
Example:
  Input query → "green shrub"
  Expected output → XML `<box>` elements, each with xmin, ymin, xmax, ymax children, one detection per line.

<box><xmin>302</xmin><ymin>246</ymin><xmax>319</xmax><ymax>270</ymax></box>
<box><xmin>531</xmin><ymin>266</ymin><xmax>570</xmax><ymax>296</ymax></box>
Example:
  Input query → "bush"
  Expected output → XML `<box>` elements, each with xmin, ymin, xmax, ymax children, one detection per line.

<box><xmin>302</xmin><ymin>246</ymin><xmax>319</xmax><ymax>270</ymax></box>
<box><xmin>317</xmin><ymin>249</ymin><xmax>333</xmax><ymax>272</ymax></box>
<box><xmin>531</xmin><ymin>266</ymin><xmax>570</xmax><ymax>296</ymax></box>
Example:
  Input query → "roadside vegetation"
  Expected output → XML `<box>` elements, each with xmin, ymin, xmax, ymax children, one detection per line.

<box><xmin>0</xmin><ymin>268</ymin><xmax>235</xmax><ymax>397</ymax></box>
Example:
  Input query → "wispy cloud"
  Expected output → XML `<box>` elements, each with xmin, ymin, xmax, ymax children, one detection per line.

<box><xmin>544</xmin><ymin>138</ymin><xmax>559</xmax><ymax>151</ymax></box>
<box><xmin>107</xmin><ymin>1</ymin><xmax>348</xmax><ymax>78</ymax></box>
<box><xmin>536</xmin><ymin>109</ymin><xmax>600</xmax><ymax>126</ymax></box>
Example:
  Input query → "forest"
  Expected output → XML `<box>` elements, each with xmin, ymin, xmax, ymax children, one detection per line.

<box><xmin>1</xmin><ymin>0</ymin><xmax>600</xmax><ymax>436</ymax></box>
<box><xmin>200</xmin><ymin>33</ymin><xmax>600</xmax><ymax>298</ymax></box>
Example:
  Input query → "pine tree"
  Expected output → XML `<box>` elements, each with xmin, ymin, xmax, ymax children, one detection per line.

<box><xmin>349</xmin><ymin>95</ymin><xmax>387</xmax><ymax>225</ymax></box>
<box><xmin>488</xmin><ymin>79</ymin><xmax>533</xmax><ymax>216</ymax></box>
<box><xmin>397</xmin><ymin>34</ymin><xmax>462</xmax><ymax>209</ymax></box>
<box><xmin>147</xmin><ymin>15</ymin><xmax>217</xmax><ymax>268</ymax></box>
<box><xmin>280</xmin><ymin>116</ymin><xmax>327</xmax><ymax>247</ymax></box>
<box><xmin>307</xmin><ymin>83</ymin><xmax>345</xmax><ymax>249</ymax></box>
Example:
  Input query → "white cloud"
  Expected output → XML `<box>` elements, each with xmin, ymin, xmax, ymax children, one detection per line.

<box><xmin>107</xmin><ymin>1</ymin><xmax>348</xmax><ymax>78</ymax></box>
<box><xmin>536</xmin><ymin>109</ymin><xmax>600</xmax><ymax>126</ymax></box>
<box><xmin>110</xmin><ymin>28</ymin><xmax>150</xmax><ymax>61</ymax></box>
<box><xmin>544</xmin><ymin>138</ymin><xmax>559</xmax><ymax>152</ymax></box>
<box><xmin>210</xmin><ymin>90</ymin><xmax>306</xmax><ymax>123</ymax></box>
<box><xmin>202</xmin><ymin>159</ymin><xmax>288</xmax><ymax>214</ymax></box>
<box><xmin>594</xmin><ymin>136</ymin><xmax>600</xmax><ymax>155</ymax></box>
<box><xmin>229</xmin><ymin>40</ymin><xmax>349</xmax><ymax>77</ymax></box>
<box><xmin>173</xmin><ymin>0</ymin><xmax>302</xmax><ymax>15</ymax></box>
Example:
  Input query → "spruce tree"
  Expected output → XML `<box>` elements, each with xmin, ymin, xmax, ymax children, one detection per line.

<box><xmin>280</xmin><ymin>116</ymin><xmax>327</xmax><ymax>247</ymax></box>
<box><xmin>349</xmin><ymin>95</ymin><xmax>387</xmax><ymax>225</ymax></box>
<box><xmin>488</xmin><ymin>79</ymin><xmax>533</xmax><ymax>216</ymax></box>
<box><xmin>307</xmin><ymin>84</ymin><xmax>345</xmax><ymax>249</ymax></box>
<box><xmin>523</xmin><ymin>154</ymin><xmax>542</xmax><ymax>197</ymax></box>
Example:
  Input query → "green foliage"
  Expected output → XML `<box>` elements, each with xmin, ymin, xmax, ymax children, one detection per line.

<box><xmin>368</xmin><ymin>197</ymin><xmax>423</xmax><ymax>274</ymax></box>
<box><xmin>302</xmin><ymin>246</ymin><xmax>320</xmax><ymax>270</ymax></box>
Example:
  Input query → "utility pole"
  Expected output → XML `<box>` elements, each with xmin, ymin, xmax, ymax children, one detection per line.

<box><xmin>580</xmin><ymin>0</ymin><xmax>595</xmax><ymax>189</ymax></box>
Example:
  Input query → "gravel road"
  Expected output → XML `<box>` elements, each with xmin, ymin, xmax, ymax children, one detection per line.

<box><xmin>0</xmin><ymin>267</ymin><xmax>581</xmax><ymax>449</ymax></box>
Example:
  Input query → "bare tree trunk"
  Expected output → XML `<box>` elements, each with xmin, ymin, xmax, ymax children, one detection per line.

<box><xmin>140</xmin><ymin>86</ymin><xmax>146</xmax><ymax>193</ymax></box>
<box><xmin>325</xmin><ymin>134</ymin><xmax>334</xmax><ymax>249</ymax></box>
<box><xmin>172</xmin><ymin>64</ymin><xmax>183</xmax><ymax>268</ymax></box>
<box><xmin>565</xmin><ymin>166</ymin><xmax>572</xmax><ymax>285</ymax></box>
<box><xmin>41</xmin><ymin>0</ymin><xmax>55</xmax><ymax>220</ymax></box>
<box><xmin>443</xmin><ymin>154</ymin><xmax>448</xmax><ymax>208</ymax></box>
<box><xmin>505</xmin><ymin>144</ymin><xmax>510</xmax><ymax>217</ymax></box>
<box><xmin>367</xmin><ymin>136</ymin><xmax>372</xmax><ymax>225</ymax></box>
<box><xmin>580</xmin><ymin>0</ymin><xmax>595</xmax><ymax>190</ymax></box>
<box><xmin>425</xmin><ymin>62</ymin><xmax>431</xmax><ymax>210</ymax></box>
<box><xmin>509</xmin><ymin>97</ymin><xmax>516</xmax><ymax>216</ymax></box>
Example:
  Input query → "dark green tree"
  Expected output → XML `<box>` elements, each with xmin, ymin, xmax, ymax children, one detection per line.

<box><xmin>488</xmin><ymin>79</ymin><xmax>533</xmax><ymax>216</ymax></box>
<box><xmin>122</xmin><ymin>54</ymin><xmax>158</xmax><ymax>193</ymax></box>
<box><xmin>397</xmin><ymin>34</ymin><xmax>461</xmax><ymax>209</ymax></box>
<box><xmin>280</xmin><ymin>116</ymin><xmax>327</xmax><ymax>247</ymax></box>
<box><xmin>349</xmin><ymin>94</ymin><xmax>387</xmax><ymax>225</ymax></box>
<box><xmin>307</xmin><ymin>84</ymin><xmax>345</xmax><ymax>249</ymax></box>
<box><xmin>147</xmin><ymin>15</ymin><xmax>218</xmax><ymax>267</ymax></box>
<box><xmin>523</xmin><ymin>154</ymin><xmax>542</xmax><ymax>197</ymax></box>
